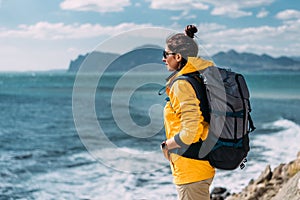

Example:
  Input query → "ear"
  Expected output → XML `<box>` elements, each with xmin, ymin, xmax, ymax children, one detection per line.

<box><xmin>175</xmin><ymin>53</ymin><xmax>182</xmax><ymax>62</ymax></box>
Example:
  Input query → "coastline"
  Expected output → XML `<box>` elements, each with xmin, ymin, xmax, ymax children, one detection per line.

<box><xmin>211</xmin><ymin>151</ymin><xmax>300</xmax><ymax>200</ymax></box>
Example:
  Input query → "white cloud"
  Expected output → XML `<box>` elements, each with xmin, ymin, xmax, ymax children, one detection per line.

<box><xmin>276</xmin><ymin>9</ymin><xmax>300</xmax><ymax>20</ymax></box>
<box><xmin>0</xmin><ymin>22</ymin><xmax>153</xmax><ymax>40</ymax></box>
<box><xmin>207</xmin><ymin>0</ymin><xmax>274</xmax><ymax>18</ymax></box>
<box><xmin>196</xmin><ymin>23</ymin><xmax>226</xmax><ymax>34</ymax></box>
<box><xmin>146</xmin><ymin>0</ymin><xmax>209</xmax><ymax>11</ymax></box>
<box><xmin>145</xmin><ymin>0</ymin><xmax>208</xmax><ymax>21</ymax></box>
<box><xmin>60</xmin><ymin>0</ymin><xmax>131</xmax><ymax>13</ymax></box>
<box><xmin>211</xmin><ymin>4</ymin><xmax>252</xmax><ymax>18</ymax></box>
<box><xmin>256</xmin><ymin>8</ymin><xmax>269</xmax><ymax>18</ymax></box>
<box><xmin>197</xmin><ymin>19</ymin><xmax>300</xmax><ymax>57</ymax></box>
<box><xmin>147</xmin><ymin>0</ymin><xmax>275</xmax><ymax>18</ymax></box>
<box><xmin>170</xmin><ymin>10</ymin><xmax>197</xmax><ymax>21</ymax></box>
<box><xmin>0</xmin><ymin>42</ymin><xmax>73</xmax><ymax>71</ymax></box>
<box><xmin>0</xmin><ymin>23</ymin><xmax>173</xmax><ymax>71</ymax></box>
<box><xmin>1</xmin><ymin>11</ymin><xmax>300</xmax><ymax>72</ymax></box>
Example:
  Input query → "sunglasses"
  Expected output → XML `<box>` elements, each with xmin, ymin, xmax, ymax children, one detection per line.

<box><xmin>163</xmin><ymin>50</ymin><xmax>176</xmax><ymax>59</ymax></box>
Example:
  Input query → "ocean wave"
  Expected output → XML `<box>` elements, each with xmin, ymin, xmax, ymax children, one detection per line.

<box><xmin>259</xmin><ymin>118</ymin><xmax>299</xmax><ymax>133</ymax></box>
<box><xmin>256</xmin><ymin>118</ymin><xmax>300</xmax><ymax>157</ymax></box>
<box><xmin>262</xmin><ymin>118</ymin><xmax>299</xmax><ymax>129</ymax></box>
<box><xmin>27</xmin><ymin>151</ymin><xmax>175</xmax><ymax>200</ymax></box>
<box><xmin>212</xmin><ymin>118</ymin><xmax>300</xmax><ymax>193</ymax></box>
<box><xmin>253</xmin><ymin>118</ymin><xmax>300</xmax><ymax>166</ymax></box>
<box><xmin>87</xmin><ymin>147</ymin><xmax>167</xmax><ymax>174</ymax></box>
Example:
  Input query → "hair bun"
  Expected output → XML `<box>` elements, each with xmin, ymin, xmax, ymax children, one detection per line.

<box><xmin>185</xmin><ymin>25</ymin><xmax>198</xmax><ymax>38</ymax></box>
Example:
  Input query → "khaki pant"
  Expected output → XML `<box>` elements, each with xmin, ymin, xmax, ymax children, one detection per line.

<box><xmin>176</xmin><ymin>178</ymin><xmax>213</xmax><ymax>200</ymax></box>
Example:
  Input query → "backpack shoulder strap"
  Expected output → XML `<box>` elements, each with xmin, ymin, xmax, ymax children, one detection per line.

<box><xmin>173</xmin><ymin>72</ymin><xmax>210</xmax><ymax>123</ymax></box>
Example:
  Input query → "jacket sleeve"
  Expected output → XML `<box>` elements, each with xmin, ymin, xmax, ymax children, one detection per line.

<box><xmin>169</xmin><ymin>79</ymin><xmax>206</xmax><ymax>147</ymax></box>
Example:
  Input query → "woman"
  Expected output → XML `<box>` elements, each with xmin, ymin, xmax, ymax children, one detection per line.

<box><xmin>160</xmin><ymin>25</ymin><xmax>215</xmax><ymax>200</ymax></box>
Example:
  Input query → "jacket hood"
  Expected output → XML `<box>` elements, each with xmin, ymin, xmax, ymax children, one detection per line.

<box><xmin>178</xmin><ymin>57</ymin><xmax>214</xmax><ymax>76</ymax></box>
<box><xmin>166</xmin><ymin>57</ymin><xmax>214</xmax><ymax>83</ymax></box>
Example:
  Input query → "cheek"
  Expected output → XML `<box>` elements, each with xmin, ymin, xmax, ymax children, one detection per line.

<box><xmin>167</xmin><ymin>59</ymin><xmax>178</xmax><ymax>70</ymax></box>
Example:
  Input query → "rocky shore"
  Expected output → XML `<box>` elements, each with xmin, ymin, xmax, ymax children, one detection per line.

<box><xmin>211</xmin><ymin>152</ymin><xmax>300</xmax><ymax>200</ymax></box>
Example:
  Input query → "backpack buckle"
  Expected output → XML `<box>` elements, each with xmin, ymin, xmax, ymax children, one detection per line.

<box><xmin>240</xmin><ymin>158</ymin><xmax>247</xmax><ymax>169</ymax></box>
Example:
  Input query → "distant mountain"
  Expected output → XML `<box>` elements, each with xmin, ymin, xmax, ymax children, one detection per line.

<box><xmin>68</xmin><ymin>45</ymin><xmax>164</xmax><ymax>73</ymax></box>
<box><xmin>291</xmin><ymin>56</ymin><xmax>300</xmax><ymax>62</ymax></box>
<box><xmin>68</xmin><ymin>48</ymin><xmax>300</xmax><ymax>72</ymax></box>
<box><xmin>212</xmin><ymin>50</ymin><xmax>300</xmax><ymax>72</ymax></box>
<box><xmin>68</xmin><ymin>52</ymin><xmax>119</xmax><ymax>72</ymax></box>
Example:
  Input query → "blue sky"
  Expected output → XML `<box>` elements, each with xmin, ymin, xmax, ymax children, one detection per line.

<box><xmin>0</xmin><ymin>0</ymin><xmax>299</xmax><ymax>71</ymax></box>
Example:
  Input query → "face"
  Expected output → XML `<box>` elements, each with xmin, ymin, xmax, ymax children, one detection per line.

<box><xmin>162</xmin><ymin>47</ymin><xmax>181</xmax><ymax>71</ymax></box>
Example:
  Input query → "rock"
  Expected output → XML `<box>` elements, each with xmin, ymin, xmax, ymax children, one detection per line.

<box><xmin>210</xmin><ymin>187</ymin><xmax>230</xmax><ymax>200</ymax></box>
<box><xmin>255</xmin><ymin>165</ymin><xmax>272</xmax><ymax>184</ymax></box>
<box><xmin>272</xmin><ymin>172</ymin><xmax>300</xmax><ymax>200</ymax></box>
<box><xmin>286</xmin><ymin>154</ymin><xmax>300</xmax><ymax>177</ymax></box>
<box><xmin>272</xmin><ymin>163</ymin><xmax>285</xmax><ymax>180</ymax></box>
<box><xmin>212</xmin><ymin>187</ymin><xmax>227</xmax><ymax>195</ymax></box>
<box><xmin>224</xmin><ymin>151</ymin><xmax>300</xmax><ymax>200</ymax></box>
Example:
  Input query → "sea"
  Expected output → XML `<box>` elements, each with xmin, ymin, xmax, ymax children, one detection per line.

<box><xmin>0</xmin><ymin>70</ymin><xmax>300</xmax><ymax>200</ymax></box>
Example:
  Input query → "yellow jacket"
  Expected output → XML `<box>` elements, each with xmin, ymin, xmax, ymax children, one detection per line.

<box><xmin>164</xmin><ymin>57</ymin><xmax>215</xmax><ymax>185</ymax></box>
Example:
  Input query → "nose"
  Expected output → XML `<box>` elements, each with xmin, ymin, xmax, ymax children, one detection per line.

<box><xmin>162</xmin><ymin>57</ymin><xmax>166</xmax><ymax>62</ymax></box>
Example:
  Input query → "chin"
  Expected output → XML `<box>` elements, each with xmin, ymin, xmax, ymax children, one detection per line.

<box><xmin>166</xmin><ymin>67</ymin><xmax>174</xmax><ymax>71</ymax></box>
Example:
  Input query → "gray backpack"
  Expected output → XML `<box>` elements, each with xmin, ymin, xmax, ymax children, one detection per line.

<box><xmin>172</xmin><ymin>66</ymin><xmax>256</xmax><ymax>170</ymax></box>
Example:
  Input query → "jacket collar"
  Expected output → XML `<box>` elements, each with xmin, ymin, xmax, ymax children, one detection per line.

<box><xmin>166</xmin><ymin>57</ymin><xmax>214</xmax><ymax>82</ymax></box>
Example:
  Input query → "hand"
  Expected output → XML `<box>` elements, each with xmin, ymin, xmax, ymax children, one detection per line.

<box><xmin>161</xmin><ymin>141</ymin><xmax>170</xmax><ymax>161</ymax></box>
<box><xmin>162</xmin><ymin>148</ymin><xmax>170</xmax><ymax>161</ymax></box>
